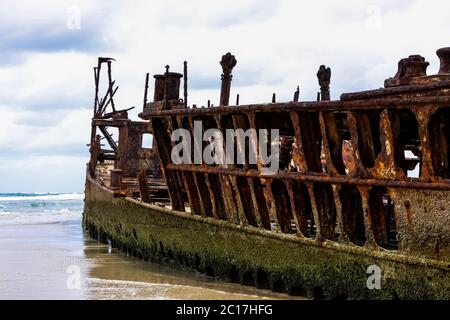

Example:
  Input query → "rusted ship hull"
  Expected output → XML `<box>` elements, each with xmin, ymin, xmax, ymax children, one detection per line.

<box><xmin>84</xmin><ymin>49</ymin><xmax>450</xmax><ymax>300</ymax></box>
<box><xmin>84</xmin><ymin>171</ymin><xmax>450</xmax><ymax>299</ymax></box>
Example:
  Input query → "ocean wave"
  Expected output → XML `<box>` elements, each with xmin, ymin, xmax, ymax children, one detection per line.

<box><xmin>0</xmin><ymin>193</ymin><xmax>84</xmax><ymax>202</ymax></box>
<box><xmin>0</xmin><ymin>208</ymin><xmax>77</xmax><ymax>215</ymax></box>
<box><xmin>0</xmin><ymin>210</ymin><xmax>82</xmax><ymax>226</ymax></box>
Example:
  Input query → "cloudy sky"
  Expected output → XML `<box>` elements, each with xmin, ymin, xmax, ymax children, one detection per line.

<box><xmin>0</xmin><ymin>0</ymin><xmax>449</xmax><ymax>193</ymax></box>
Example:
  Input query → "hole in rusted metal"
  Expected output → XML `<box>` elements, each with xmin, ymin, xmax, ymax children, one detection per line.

<box><xmin>352</xmin><ymin>111</ymin><xmax>382</xmax><ymax>169</ymax></box>
<box><xmin>289</xmin><ymin>284</ymin><xmax>307</xmax><ymax>296</ymax></box>
<box><xmin>242</xmin><ymin>271</ymin><xmax>255</xmax><ymax>286</ymax></box>
<box><xmin>291</xmin><ymin>182</ymin><xmax>316</xmax><ymax>238</ymax></box>
<box><xmin>255</xmin><ymin>269</ymin><xmax>270</xmax><ymax>289</ymax></box>
<box><xmin>229</xmin><ymin>266</ymin><xmax>240</xmax><ymax>283</ymax></box>
<box><xmin>339</xmin><ymin>185</ymin><xmax>366</xmax><ymax>246</ymax></box>
<box><xmin>233</xmin><ymin>114</ymin><xmax>255</xmax><ymax>169</ymax></box>
<box><xmin>369</xmin><ymin>187</ymin><xmax>398</xmax><ymax>250</ymax></box>
<box><xmin>323</xmin><ymin>111</ymin><xmax>349</xmax><ymax>175</ymax></box>
<box><xmin>252</xmin><ymin>178</ymin><xmax>271</xmax><ymax>230</ymax></box>
<box><xmin>312</xmin><ymin>286</ymin><xmax>325</xmax><ymax>300</ymax></box>
<box><xmin>313</xmin><ymin>183</ymin><xmax>337</xmax><ymax>241</ymax></box>
<box><xmin>272</xmin><ymin>278</ymin><xmax>286</xmax><ymax>293</ymax></box>
<box><xmin>195</xmin><ymin>173</ymin><xmax>214</xmax><ymax>217</ymax></box>
<box><xmin>194</xmin><ymin>253</ymin><xmax>201</xmax><ymax>271</ymax></box>
<box><xmin>293</xmin><ymin>111</ymin><xmax>323</xmax><ymax>173</ymax></box>
<box><xmin>159</xmin><ymin>241</ymin><xmax>165</xmax><ymax>256</ymax></box>
<box><xmin>392</xmin><ymin>110</ymin><xmax>422</xmax><ymax>177</ymax></box>
<box><xmin>271</xmin><ymin>180</ymin><xmax>295</xmax><ymax>234</ymax></box>
<box><xmin>208</xmin><ymin>174</ymin><xmax>227</xmax><ymax>220</ymax></box>
<box><xmin>142</xmin><ymin>133</ymin><xmax>153</xmax><ymax>149</ymax></box>
<box><xmin>184</xmin><ymin>171</ymin><xmax>202</xmax><ymax>216</ymax></box>
<box><xmin>429</xmin><ymin>107</ymin><xmax>450</xmax><ymax>179</ymax></box>
<box><xmin>219</xmin><ymin>115</ymin><xmax>240</xmax><ymax>165</ymax></box>
<box><xmin>255</xmin><ymin>112</ymin><xmax>295</xmax><ymax>171</ymax></box>
<box><xmin>179</xmin><ymin>116</ymin><xmax>194</xmax><ymax>160</ymax></box>
<box><xmin>342</xmin><ymin>140</ymin><xmax>357</xmax><ymax>175</ymax></box>
<box><xmin>236</xmin><ymin>176</ymin><xmax>258</xmax><ymax>227</ymax></box>
<box><xmin>205</xmin><ymin>266</ymin><xmax>215</xmax><ymax>277</ymax></box>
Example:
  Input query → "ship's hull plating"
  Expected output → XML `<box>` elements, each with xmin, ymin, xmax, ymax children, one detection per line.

<box><xmin>83</xmin><ymin>173</ymin><xmax>450</xmax><ymax>300</ymax></box>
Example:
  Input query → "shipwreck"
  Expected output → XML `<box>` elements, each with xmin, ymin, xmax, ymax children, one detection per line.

<box><xmin>83</xmin><ymin>48</ymin><xmax>450</xmax><ymax>299</ymax></box>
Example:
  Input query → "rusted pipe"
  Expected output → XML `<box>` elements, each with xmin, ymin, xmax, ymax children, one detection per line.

<box><xmin>219</xmin><ymin>52</ymin><xmax>237</xmax><ymax>106</ymax></box>
<box><xmin>166</xmin><ymin>164</ymin><xmax>450</xmax><ymax>190</ymax></box>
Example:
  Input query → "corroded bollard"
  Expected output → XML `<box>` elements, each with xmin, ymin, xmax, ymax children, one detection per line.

<box><xmin>437</xmin><ymin>47</ymin><xmax>450</xmax><ymax>74</ymax></box>
<box><xmin>219</xmin><ymin>52</ymin><xmax>237</xmax><ymax>106</ymax></box>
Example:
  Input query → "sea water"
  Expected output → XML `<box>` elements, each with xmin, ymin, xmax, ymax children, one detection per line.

<box><xmin>0</xmin><ymin>193</ymin><xmax>83</xmax><ymax>226</ymax></box>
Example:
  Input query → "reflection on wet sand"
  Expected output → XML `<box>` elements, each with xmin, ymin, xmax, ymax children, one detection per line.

<box><xmin>83</xmin><ymin>238</ymin><xmax>303</xmax><ymax>300</ymax></box>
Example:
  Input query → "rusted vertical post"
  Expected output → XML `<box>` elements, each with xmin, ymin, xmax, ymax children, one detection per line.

<box><xmin>183</xmin><ymin>61</ymin><xmax>188</xmax><ymax>108</ymax></box>
<box><xmin>91</xmin><ymin>62</ymin><xmax>101</xmax><ymax>146</ymax></box>
<box><xmin>138</xmin><ymin>169</ymin><xmax>150</xmax><ymax>203</ymax></box>
<box><xmin>143</xmin><ymin>73</ymin><xmax>150</xmax><ymax>110</ymax></box>
<box><xmin>93</xmin><ymin>66</ymin><xmax>99</xmax><ymax>114</ymax></box>
<box><xmin>317</xmin><ymin>65</ymin><xmax>331</xmax><ymax>101</ymax></box>
<box><xmin>414</xmin><ymin>106</ymin><xmax>436</xmax><ymax>179</ymax></box>
<box><xmin>219</xmin><ymin>52</ymin><xmax>237</xmax><ymax>106</ymax></box>
<box><xmin>164</xmin><ymin>65</ymin><xmax>170</xmax><ymax>107</ymax></box>
<box><xmin>107</xmin><ymin>60</ymin><xmax>116</xmax><ymax>112</ymax></box>
<box><xmin>293</xmin><ymin>86</ymin><xmax>300</xmax><ymax>102</ymax></box>
<box><xmin>89</xmin><ymin>134</ymin><xmax>101</xmax><ymax>178</ymax></box>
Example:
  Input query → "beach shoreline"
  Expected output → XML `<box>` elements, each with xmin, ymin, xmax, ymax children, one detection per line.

<box><xmin>0</xmin><ymin>194</ymin><xmax>300</xmax><ymax>300</ymax></box>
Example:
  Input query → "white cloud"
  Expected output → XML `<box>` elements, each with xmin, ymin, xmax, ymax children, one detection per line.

<box><xmin>0</xmin><ymin>155</ymin><xmax>88</xmax><ymax>193</ymax></box>
<box><xmin>1</xmin><ymin>0</ymin><xmax>450</xmax><ymax>192</ymax></box>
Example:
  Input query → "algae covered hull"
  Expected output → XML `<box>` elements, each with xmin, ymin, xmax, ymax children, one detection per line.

<box><xmin>84</xmin><ymin>49</ymin><xmax>450</xmax><ymax>299</ymax></box>
<box><xmin>84</xmin><ymin>172</ymin><xmax>450</xmax><ymax>299</ymax></box>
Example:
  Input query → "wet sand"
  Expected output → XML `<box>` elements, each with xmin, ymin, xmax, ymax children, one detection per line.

<box><xmin>0</xmin><ymin>218</ymin><xmax>301</xmax><ymax>300</ymax></box>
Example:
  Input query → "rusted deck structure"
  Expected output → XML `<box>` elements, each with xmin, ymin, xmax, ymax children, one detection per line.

<box><xmin>84</xmin><ymin>48</ymin><xmax>450</xmax><ymax>299</ymax></box>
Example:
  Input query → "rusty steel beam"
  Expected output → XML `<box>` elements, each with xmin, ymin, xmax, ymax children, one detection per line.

<box><xmin>183</xmin><ymin>61</ymin><xmax>188</xmax><ymax>108</ymax></box>
<box><xmin>141</xmin><ymin>95</ymin><xmax>450</xmax><ymax>117</ymax></box>
<box><xmin>98</xmin><ymin>126</ymin><xmax>118</xmax><ymax>152</ymax></box>
<box><xmin>165</xmin><ymin>164</ymin><xmax>450</xmax><ymax>190</ymax></box>
<box><xmin>143</xmin><ymin>73</ymin><xmax>150</xmax><ymax>110</ymax></box>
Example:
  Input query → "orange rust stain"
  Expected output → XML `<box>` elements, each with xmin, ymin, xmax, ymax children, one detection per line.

<box><xmin>404</xmin><ymin>200</ymin><xmax>413</xmax><ymax>225</ymax></box>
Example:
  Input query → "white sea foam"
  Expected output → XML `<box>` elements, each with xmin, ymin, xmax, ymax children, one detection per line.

<box><xmin>0</xmin><ymin>193</ymin><xmax>84</xmax><ymax>202</ymax></box>
<box><xmin>0</xmin><ymin>210</ymin><xmax>82</xmax><ymax>226</ymax></box>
